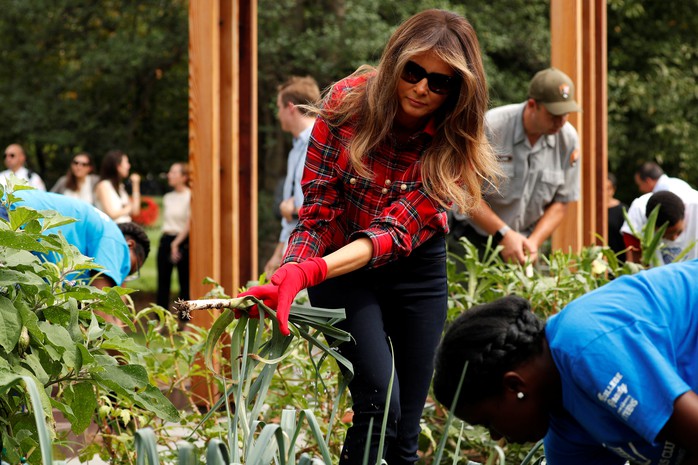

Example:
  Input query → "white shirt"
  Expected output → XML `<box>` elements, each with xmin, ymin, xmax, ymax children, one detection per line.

<box><xmin>161</xmin><ymin>188</ymin><xmax>191</xmax><ymax>235</ymax></box>
<box><xmin>0</xmin><ymin>167</ymin><xmax>46</xmax><ymax>191</ymax></box>
<box><xmin>94</xmin><ymin>180</ymin><xmax>131</xmax><ymax>224</ymax></box>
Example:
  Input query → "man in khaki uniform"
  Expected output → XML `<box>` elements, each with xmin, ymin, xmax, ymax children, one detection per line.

<box><xmin>450</xmin><ymin>68</ymin><xmax>581</xmax><ymax>264</ymax></box>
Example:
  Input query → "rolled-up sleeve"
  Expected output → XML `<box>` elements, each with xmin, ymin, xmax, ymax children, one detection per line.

<box><xmin>356</xmin><ymin>186</ymin><xmax>446</xmax><ymax>267</ymax></box>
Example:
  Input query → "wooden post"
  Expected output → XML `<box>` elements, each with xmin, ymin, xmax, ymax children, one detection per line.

<box><xmin>189</xmin><ymin>0</ymin><xmax>222</xmax><ymax>321</ymax></box>
<box><xmin>188</xmin><ymin>0</ymin><xmax>257</xmax><ymax>408</ymax></box>
<box><xmin>189</xmin><ymin>0</ymin><xmax>257</xmax><ymax>317</ymax></box>
<box><xmin>593</xmin><ymin>0</ymin><xmax>609</xmax><ymax>245</ymax></box>
<box><xmin>551</xmin><ymin>0</ymin><xmax>607</xmax><ymax>252</ymax></box>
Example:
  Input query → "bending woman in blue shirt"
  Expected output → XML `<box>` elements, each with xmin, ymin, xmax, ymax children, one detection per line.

<box><xmin>433</xmin><ymin>259</ymin><xmax>698</xmax><ymax>465</ymax></box>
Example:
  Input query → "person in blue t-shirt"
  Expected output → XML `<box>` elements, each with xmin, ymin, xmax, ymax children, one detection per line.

<box><xmin>6</xmin><ymin>189</ymin><xmax>150</xmax><ymax>288</ymax></box>
<box><xmin>433</xmin><ymin>260</ymin><xmax>698</xmax><ymax>465</ymax></box>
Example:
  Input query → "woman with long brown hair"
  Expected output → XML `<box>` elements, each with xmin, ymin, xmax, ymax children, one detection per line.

<box><xmin>94</xmin><ymin>149</ymin><xmax>141</xmax><ymax>223</ymax></box>
<box><xmin>241</xmin><ymin>10</ymin><xmax>499</xmax><ymax>464</ymax></box>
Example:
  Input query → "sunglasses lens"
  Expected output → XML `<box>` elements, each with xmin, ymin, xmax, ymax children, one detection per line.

<box><xmin>401</xmin><ymin>62</ymin><xmax>425</xmax><ymax>84</ymax></box>
<box><xmin>428</xmin><ymin>76</ymin><xmax>453</xmax><ymax>94</ymax></box>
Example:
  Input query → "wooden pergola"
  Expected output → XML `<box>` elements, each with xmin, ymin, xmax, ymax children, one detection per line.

<box><xmin>187</xmin><ymin>0</ymin><xmax>608</xmax><ymax>320</ymax></box>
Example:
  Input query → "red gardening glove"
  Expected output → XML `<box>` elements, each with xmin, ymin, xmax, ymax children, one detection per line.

<box><xmin>237</xmin><ymin>283</ymin><xmax>278</xmax><ymax>319</ymax></box>
<box><xmin>270</xmin><ymin>257</ymin><xmax>328</xmax><ymax>336</ymax></box>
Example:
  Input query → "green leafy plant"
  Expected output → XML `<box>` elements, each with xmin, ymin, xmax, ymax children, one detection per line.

<box><xmin>127</xmin><ymin>239</ymin><xmax>637</xmax><ymax>465</ymax></box>
<box><xmin>0</xmin><ymin>184</ymin><xmax>179</xmax><ymax>464</ymax></box>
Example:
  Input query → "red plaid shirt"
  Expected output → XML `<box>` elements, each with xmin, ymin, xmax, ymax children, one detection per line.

<box><xmin>284</xmin><ymin>75</ymin><xmax>449</xmax><ymax>268</ymax></box>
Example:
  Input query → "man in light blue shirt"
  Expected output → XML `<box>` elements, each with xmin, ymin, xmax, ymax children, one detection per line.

<box><xmin>263</xmin><ymin>76</ymin><xmax>320</xmax><ymax>275</ymax></box>
<box><xmin>8</xmin><ymin>189</ymin><xmax>149</xmax><ymax>288</ymax></box>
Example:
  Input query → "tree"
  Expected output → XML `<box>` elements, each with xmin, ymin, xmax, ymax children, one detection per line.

<box><xmin>607</xmin><ymin>0</ymin><xmax>698</xmax><ymax>202</ymax></box>
<box><xmin>0</xmin><ymin>1</ymin><xmax>189</xmax><ymax>190</ymax></box>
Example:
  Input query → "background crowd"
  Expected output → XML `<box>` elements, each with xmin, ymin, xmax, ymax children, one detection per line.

<box><xmin>1</xmin><ymin>143</ymin><xmax>190</xmax><ymax>310</ymax></box>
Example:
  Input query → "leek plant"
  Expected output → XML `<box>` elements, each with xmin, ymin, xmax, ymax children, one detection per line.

<box><xmin>169</xmin><ymin>293</ymin><xmax>354</xmax><ymax>465</ymax></box>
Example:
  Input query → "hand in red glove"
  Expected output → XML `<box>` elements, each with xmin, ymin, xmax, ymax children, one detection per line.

<box><xmin>270</xmin><ymin>258</ymin><xmax>328</xmax><ymax>335</ymax></box>
<box><xmin>237</xmin><ymin>283</ymin><xmax>278</xmax><ymax>318</ymax></box>
<box><xmin>237</xmin><ymin>257</ymin><xmax>328</xmax><ymax>336</ymax></box>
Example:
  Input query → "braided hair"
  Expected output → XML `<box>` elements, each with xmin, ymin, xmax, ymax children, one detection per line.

<box><xmin>117</xmin><ymin>221</ymin><xmax>151</xmax><ymax>263</ymax></box>
<box><xmin>433</xmin><ymin>295</ymin><xmax>545</xmax><ymax>410</ymax></box>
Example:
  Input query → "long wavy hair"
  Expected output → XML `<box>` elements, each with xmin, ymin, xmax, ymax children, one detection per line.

<box><xmin>311</xmin><ymin>9</ymin><xmax>500</xmax><ymax>213</ymax></box>
<box><xmin>99</xmin><ymin>149</ymin><xmax>127</xmax><ymax>191</ymax></box>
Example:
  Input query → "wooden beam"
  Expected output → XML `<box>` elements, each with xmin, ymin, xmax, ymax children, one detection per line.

<box><xmin>189</xmin><ymin>0</ymin><xmax>222</xmax><ymax>314</ymax></box>
<box><xmin>189</xmin><ymin>0</ymin><xmax>258</xmax><ymax>305</ymax></box>
<box><xmin>220</xmin><ymin>0</ymin><xmax>237</xmax><ymax>293</ymax></box>
<box><xmin>188</xmin><ymin>0</ymin><xmax>222</xmax><ymax>408</ymax></box>
<box><xmin>551</xmin><ymin>0</ymin><xmax>607</xmax><ymax>252</ymax></box>
<box><xmin>550</xmin><ymin>0</ymin><xmax>582</xmax><ymax>254</ymax></box>
<box><xmin>594</xmin><ymin>0</ymin><xmax>609</xmax><ymax>245</ymax></box>
<box><xmin>581</xmin><ymin>0</ymin><xmax>597</xmax><ymax>246</ymax></box>
<box><xmin>238</xmin><ymin>0</ymin><xmax>258</xmax><ymax>287</ymax></box>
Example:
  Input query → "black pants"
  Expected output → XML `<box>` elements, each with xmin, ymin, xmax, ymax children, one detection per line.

<box><xmin>156</xmin><ymin>234</ymin><xmax>190</xmax><ymax>308</ymax></box>
<box><xmin>308</xmin><ymin>236</ymin><xmax>448</xmax><ymax>465</ymax></box>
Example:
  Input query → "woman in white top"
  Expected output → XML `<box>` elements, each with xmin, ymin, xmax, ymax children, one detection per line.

<box><xmin>156</xmin><ymin>162</ymin><xmax>191</xmax><ymax>309</ymax></box>
<box><xmin>94</xmin><ymin>150</ymin><xmax>141</xmax><ymax>224</ymax></box>
<box><xmin>50</xmin><ymin>152</ymin><xmax>100</xmax><ymax>204</ymax></box>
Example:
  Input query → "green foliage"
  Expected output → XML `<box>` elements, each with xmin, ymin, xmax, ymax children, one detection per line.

<box><xmin>0</xmin><ymin>184</ymin><xmax>179</xmax><ymax>464</ymax></box>
<box><xmin>198</xmin><ymin>292</ymin><xmax>353</xmax><ymax>465</ymax></box>
<box><xmin>0</xmin><ymin>1</ymin><xmax>188</xmax><ymax>185</ymax></box>
<box><xmin>122</xmin><ymin>242</ymin><xmax>639</xmax><ymax>465</ymax></box>
<box><xmin>607</xmin><ymin>0</ymin><xmax>698</xmax><ymax>202</ymax></box>
<box><xmin>446</xmin><ymin>238</ymin><xmax>637</xmax><ymax>319</ymax></box>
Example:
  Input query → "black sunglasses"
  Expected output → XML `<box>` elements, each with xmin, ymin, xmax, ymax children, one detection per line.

<box><xmin>72</xmin><ymin>160</ymin><xmax>90</xmax><ymax>167</ymax></box>
<box><xmin>400</xmin><ymin>61</ymin><xmax>458</xmax><ymax>95</ymax></box>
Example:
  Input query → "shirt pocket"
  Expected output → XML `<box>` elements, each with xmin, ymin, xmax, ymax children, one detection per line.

<box><xmin>497</xmin><ymin>154</ymin><xmax>515</xmax><ymax>178</ymax></box>
<box><xmin>532</xmin><ymin>170</ymin><xmax>564</xmax><ymax>204</ymax></box>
